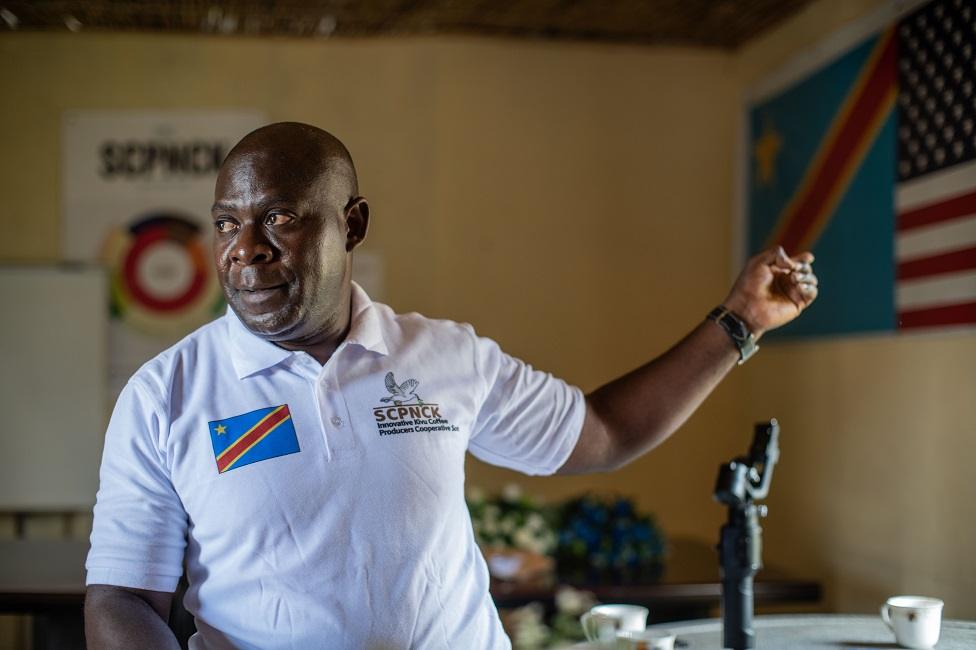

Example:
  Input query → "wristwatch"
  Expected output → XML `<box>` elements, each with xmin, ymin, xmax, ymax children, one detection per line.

<box><xmin>707</xmin><ymin>306</ymin><xmax>759</xmax><ymax>365</ymax></box>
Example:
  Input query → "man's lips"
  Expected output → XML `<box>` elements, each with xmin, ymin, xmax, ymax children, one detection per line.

<box><xmin>233</xmin><ymin>283</ymin><xmax>289</xmax><ymax>307</ymax></box>
<box><xmin>236</xmin><ymin>283</ymin><xmax>287</xmax><ymax>292</ymax></box>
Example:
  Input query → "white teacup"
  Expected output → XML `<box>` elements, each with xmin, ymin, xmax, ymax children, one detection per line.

<box><xmin>880</xmin><ymin>595</ymin><xmax>943</xmax><ymax>649</ymax></box>
<box><xmin>580</xmin><ymin>604</ymin><xmax>649</xmax><ymax>643</ymax></box>
<box><xmin>615</xmin><ymin>629</ymin><xmax>677</xmax><ymax>650</ymax></box>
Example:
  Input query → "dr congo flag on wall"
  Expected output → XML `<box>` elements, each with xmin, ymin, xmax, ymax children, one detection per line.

<box><xmin>746</xmin><ymin>0</ymin><xmax>975</xmax><ymax>339</ymax></box>
<box><xmin>209</xmin><ymin>405</ymin><xmax>300</xmax><ymax>474</ymax></box>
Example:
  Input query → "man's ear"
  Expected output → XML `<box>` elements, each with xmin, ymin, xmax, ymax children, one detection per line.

<box><xmin>344</xmin><ymin>197</ymin><xmax>370</xmax><ymax>252</ymax></box>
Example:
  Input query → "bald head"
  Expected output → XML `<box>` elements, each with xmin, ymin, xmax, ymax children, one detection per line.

<box><xmin>222</xmin><ymin>122</ymin><xmax>359</xmax><ymax>200</ymax></box>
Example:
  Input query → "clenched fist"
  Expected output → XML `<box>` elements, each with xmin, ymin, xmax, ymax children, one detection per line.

<box><xmin>722</xmin><ymin>246</ymin><xmax>819</xmax><ymax>337</ymax></box>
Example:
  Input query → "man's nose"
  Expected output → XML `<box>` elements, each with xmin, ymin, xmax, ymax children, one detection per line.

<box><xmin>230</xmin><ymin>224</ymin><xmax>274</xmax><ymax>265</ymax></box>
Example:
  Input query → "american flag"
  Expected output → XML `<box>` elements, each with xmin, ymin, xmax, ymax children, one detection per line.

<box><xmin>895</xmin><ymin>0</ymin><xmax>976</xmax><ymax>330</ymax></box>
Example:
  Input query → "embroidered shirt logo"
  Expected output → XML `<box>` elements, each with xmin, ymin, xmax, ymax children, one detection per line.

<box><xmin>373</xmin><ymin>371</ymin><xmax>458</xmax><ymax>436</ymax></box>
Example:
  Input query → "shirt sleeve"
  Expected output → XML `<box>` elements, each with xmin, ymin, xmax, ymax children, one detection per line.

<box><xmin>466</xmin><ymin>328</ymin><xmax>585</xmax><ymax>476</ymax></box>
<box><xmin>86</xmin><ymin>378</ymin><xmax>187</xmax><ymax>592</ymax></box>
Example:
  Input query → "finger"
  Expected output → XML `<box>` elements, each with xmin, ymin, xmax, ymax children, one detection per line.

<box><xmin>791</xmin><ymin>270</ymin><xmax>818</xmax><ymax>285</ymax></box>
<box><xmin>798</xmin><ymin>282</ymin><xmax>818</xmax><ymax>303</ymax></box>
<box><xmin>754</xmin><ymin>246</ymin><xmax>782</xmax><ymax>266</ymax></box>
<box><xmin>792</xmin><ymin>251</ymin><xmax>815</xmax><ymax>265</ymax></box>
<box><xmin>773</xmin><ymin>245</ymin><xmax>796</xmax><ymax>271</ymax></box>
<box><xmin>776</xmin><ymin>269</ymin><xmax>818</xmax><ymax>303</ymax></box>
<box><xmin>797</xmin><ymin>280</ymin><xmax>818</xmax><ymax>297</ymax></box>
<box><xmin>785</xmin><ymin>282</ymin><xmax>817</xmax><ymax>309</ymax></box>
<box><xmin>755</xmin><ymin>245</ymin><xmax>795</xmax><ymax>268</ymax></box>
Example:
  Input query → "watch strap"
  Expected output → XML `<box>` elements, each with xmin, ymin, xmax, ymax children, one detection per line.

<box><xmin>707</xmin><ymin>306</ymin><xmax>759</xmax><ymax>365</ymax></box>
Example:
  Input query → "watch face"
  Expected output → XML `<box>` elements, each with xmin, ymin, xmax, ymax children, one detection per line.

<box><xmin>724</xmin><ymin>314</ymin><xmax>747</xmax><ymax>340</ymax></box>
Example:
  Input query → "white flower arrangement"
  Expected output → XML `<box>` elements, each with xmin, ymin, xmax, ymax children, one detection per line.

<box><xmin>466</xmin><ymin>483</ymin><xmax>557</xmax><ymax>556</ymax></box>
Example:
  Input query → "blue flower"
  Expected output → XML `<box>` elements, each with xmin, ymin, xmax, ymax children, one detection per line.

<box><xmin>613</xmin><ymin>499</ymin><xmax>634</xmax><ymax>518</ymax></box>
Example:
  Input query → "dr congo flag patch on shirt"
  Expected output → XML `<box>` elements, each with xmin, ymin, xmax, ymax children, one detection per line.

<box><xmin>208</xmin><ymin>405</ymin><xmax>300</xmax><ymax>474</ymax></box>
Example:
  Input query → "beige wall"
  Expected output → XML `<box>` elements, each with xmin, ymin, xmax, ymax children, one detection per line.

<box><xmin>734</xmin><ymin>0</ymin><xmax>976</xmax><ymax>619</ymax></box>
<box><xmin>0</xmin><ymin>0</ymin><xmax>971</xmax><ymax>634</ymax></box>
<box><xmin>0</xmin><ymin>30</ymin><xmax>741</xmax><ymax>544</ymax></box>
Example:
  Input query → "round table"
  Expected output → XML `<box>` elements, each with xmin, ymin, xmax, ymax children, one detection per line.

<box><xmin>645</xmin><ymin>614</ymin><xmax>976</xmax><ymax>649</ymax></box>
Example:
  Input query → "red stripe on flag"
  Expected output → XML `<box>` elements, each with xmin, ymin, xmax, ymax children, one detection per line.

<box><xmin>898</xmin><ymin>301</ymin><xmax>976</xmax><ymax>329</ymax></box>
<box><xmin>217</xmin><ymin>406</ymin><xmax>290</xmax><ymax>473</ymax></box>
<box><xmin>897</xmin><ymin>190</ymin><xmax>976</xmax><ymax>232</ymax></box>
<box><xmin>775</xmin><ymin>31</ymin><xmax>897</xmax><ymax>252</ymax></box>
<box><xmin>897</xmin><ymin>246</ymin><xmax>976</xmax><ymax>280</ymax></box>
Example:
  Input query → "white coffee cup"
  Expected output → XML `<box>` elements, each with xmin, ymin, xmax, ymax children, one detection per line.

<box><xmin>580</xmin><ymin>604</ymin><xmax>649</xmax><ymax>643</ymax></box>
<box><xmin>615</xmin><ymin>629</ymin><xmax>677</xmax><ymax>650</ymax></box>
<box><xmin>880</xmin><ymin>595</ymin><xmax>943</xmax><ymax>649</ymax></box>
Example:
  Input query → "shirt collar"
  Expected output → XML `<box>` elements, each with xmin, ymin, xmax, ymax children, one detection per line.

<box><xmin>227</xmin><ymin>281</ymin><xmax>389</xmax><ymax>380</ymax></box>
<box><xmin>345</xmin><ymin>281</ymin><xmax>389</xmax><ymax>357</ymax></box>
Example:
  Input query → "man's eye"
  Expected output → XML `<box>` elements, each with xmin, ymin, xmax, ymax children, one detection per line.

<box><xmin>214</xmin><ymin>220</ymin><xmax>237</xmax><ymax>234</ymax></box>
<box><xmin>265</xmin><ymin>213</ymin><xmax>294</xmax><ymax>226</ymax></box>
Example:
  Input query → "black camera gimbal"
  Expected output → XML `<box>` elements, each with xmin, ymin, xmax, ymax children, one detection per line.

<box><xmin>714</xmin><ymin>419</ymin><xmax>780</xmax><ymax>650</ymax></box>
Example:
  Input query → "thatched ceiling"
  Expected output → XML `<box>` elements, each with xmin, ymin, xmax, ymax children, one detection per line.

<box><xmin>0</xmin><ymin>0</ymin><xmax>815</xmax><ymax>49</ymax></box>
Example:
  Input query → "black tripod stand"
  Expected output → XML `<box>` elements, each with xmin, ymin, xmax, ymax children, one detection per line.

<box><xmin>713</xmin><ymin>420</ymin><xmax>780</xmax><ymax>650</ymax></box>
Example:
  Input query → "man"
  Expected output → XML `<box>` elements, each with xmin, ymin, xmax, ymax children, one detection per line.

<box><xmin>85</xmin><ymin>122</ymin><xmax>817</xmax><ymax>649</ymax></box>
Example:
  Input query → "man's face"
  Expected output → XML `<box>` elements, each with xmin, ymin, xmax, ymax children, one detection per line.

<box><xmin>211</xmin><ymin>153</ymin><xmax>352</xmax><ymax>341</ymax></box>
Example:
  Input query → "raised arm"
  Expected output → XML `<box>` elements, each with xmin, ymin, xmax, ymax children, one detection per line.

<box><xmin>85</xmin><ymin>584</ymin><xmax>180</xmax><ymax>650</ymax></box>
<box><xmin>558</xmin><ymin>247</ymin><xmax>817</xmax><ymax>474</ymax></box>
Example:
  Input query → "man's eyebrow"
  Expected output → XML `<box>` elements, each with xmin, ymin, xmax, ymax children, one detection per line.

<box><xmin>211</xmin><ymin>201</ymin><xmax>236</xmax><ymax>213</ymax></box>
<box><xmin>211</xmin><ymin>197</ymin><xmax>293</xmax><ymax>214</ymax></box>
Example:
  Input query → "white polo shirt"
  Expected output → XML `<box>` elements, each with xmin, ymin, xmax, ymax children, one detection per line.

<box><xmin>87</xmin><ymin>282</ymin><xmax>585</xmax><ymax>649</ymax></box>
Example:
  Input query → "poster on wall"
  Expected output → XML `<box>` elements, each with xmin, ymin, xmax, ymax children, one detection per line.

<box><xmin>742</xmin><ymin>0</ymin><xmax>975</xmax><ymax>339</ymax></box>
<box><xmin>62</xmin><ymin>110</ymin><xmax>266</xmax><ymax>395</ymax></box>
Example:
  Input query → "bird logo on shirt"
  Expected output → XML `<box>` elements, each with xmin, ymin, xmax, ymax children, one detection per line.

<box><xmin>381</xmin><ymin>372</ymin><xmax>424</xmax><ymax>405</ymax></box>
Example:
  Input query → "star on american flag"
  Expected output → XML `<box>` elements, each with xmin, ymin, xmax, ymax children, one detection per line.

<box><xmin>894</xmin><ymin>0</ymin><xmax>976</xmax><ymax>330</ymax></box>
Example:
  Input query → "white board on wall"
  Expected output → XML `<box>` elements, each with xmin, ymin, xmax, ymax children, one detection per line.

<box><xmin>0</xmin><ymin>266</ymin><xmax>108</xmax><ymax>510</ymax></box>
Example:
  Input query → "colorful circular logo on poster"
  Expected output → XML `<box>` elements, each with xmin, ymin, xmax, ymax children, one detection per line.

<box><xmin>102</xmin><ymin>213</ymin><xmax>224</xmax><ymax>336</ymax></box>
